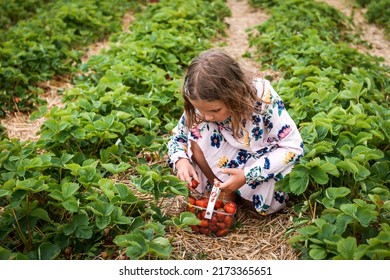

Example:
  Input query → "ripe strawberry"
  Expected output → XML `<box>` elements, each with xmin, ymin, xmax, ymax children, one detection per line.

<box><xmin>200</xmin><ymin>227</ymin><xmax>210</xmax><ymax>235</ymax></box>
<box><xmin>197</xmin><ymin>210</ymin><xmax>206</xmax><ymax>219</ymax></box>
<box><xmin>214</xmin><ymin>199</ymin><xmax>224</xmax><ymax>210</ymax></box>
<box><xmin>144</xmin><ymin>153</ymin><xmax>152</xmax><ymax>162</ymax></box>
<box><xmin>217</xmin><ymin>222</ymin><xmax>227</xmax><ymax>230</ymax></box>
<box><xmin>190</xmin><ymin>225</ymin><xmax>200</xmax><ymax>233</ymax></box>
<box><xmin>216</xmin><ymin>209</ymin><xmax>227</xmax><ymax>222</ymax></box>
<box><xmin>209</xmin><ymin>225</ymin><xmax>218</xmax><ymax>233</ymax></box>
<box><xmin>224</xmin><ymin>215</ymin><xmax>233</xmax><ymax>228</ymax></box>
<box><xmin>216</xmin><ymin>228</ymin><xmax>229</xmax><ymax>237</ymax></box>
<box><xmin>224</xmin><ymin>201</ymin><xmax>237</xmax><ymax>214</ymax></box>
<box><xmin>195</xmin><ymin>198</ymin><xmax>206</xmax><ymax>208</ymax></box>
<box><xmin>199</xmin><ymin>219</ymin><xmax>209</xmax><ymax>227</ymax></box>
<box><xmin>209</xmin><ymin>215</ymin><xmax>218</xmax><ymax>226</ymax></box>
<box><xmin>188</xmin><ymin>196</ymin><xmax>196</xmax><ymax>205</ymax></box>
<box><xmin>196</xmin><ymin>198</ymin><xmax>208</xmax><ymax>208</ymax></box>
<box><xmin>191</xmin><ymin>179</ymin><xmax>199</xmax><ymax>188</ymax></box>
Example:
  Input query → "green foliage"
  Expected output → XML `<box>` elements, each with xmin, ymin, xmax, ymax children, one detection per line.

<box><xmin>0</xmin><ymin>0</ymin><xmax>54</xmax><ymax>31</ymax></box>
<box><xmin>354</xmin><ymin>0</ymin><xmax>390</xmax><ymax>38</ymax></box>
<box><xmin>2</xmin><ymin>0</ymin><xmax>387</xmax><ymax>261</ymax></box>
<box><xmin>0</xmin><ymin>0</ymin><xmax>138</xmax><ymax>116</ymax></box>
<box><xmin>0</xmin><ymin>0</ymin><xmax>230</xmax><ymax>260</ymax></box>
<box><xmin>248</xmin><ymin>0</ymin><xmax>390</xmax><ymax>260</ymax></box>
<box><xmin>0</xmin><ymin>138</ymin><xmax>186</xmax><ymax>259</ymax></box>
<box><xmin>364</xmin><ymin>0</ymin><xmax>390</xmax><ymax>38</ymax></box>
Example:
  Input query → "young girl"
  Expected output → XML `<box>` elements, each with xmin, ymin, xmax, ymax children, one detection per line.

<box><xmin>167</xmin><ymin>49</ymin><xmax>304</xmax><ymax>215</ymax></box>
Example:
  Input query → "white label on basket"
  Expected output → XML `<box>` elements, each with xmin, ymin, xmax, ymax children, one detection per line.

<box><xmin>204</xmin><ymin>185</ymin><xmax>221</xmax><ymax>219</ymax></box>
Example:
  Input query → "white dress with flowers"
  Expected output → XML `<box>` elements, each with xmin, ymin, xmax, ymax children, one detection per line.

<box><xmin>167</xmin><ymin>78</ymin><xmax>304</xmax><ymax>215</ymax></box>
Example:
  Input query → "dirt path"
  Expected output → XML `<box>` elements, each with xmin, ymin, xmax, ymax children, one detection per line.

<box><xmin>0</xmin><ymin>11</ymin><xmax>134</xmax><ymax>142</ymax></box>
<box><xmin>1</xmin><ymin>0</ymin><xmax>389</xmax><ymax>260</ymax></box>
<box><xmin>169</xmin><ymin>0</ymin><xmax>300</xmax><ymax>260</ymax></box>
<box><xmin>319</xmin><ymin>0</ymin><xmax>390</xmax><ymax>67</ymax></box>
<box><xmin>2</xmin><ymin>0</ymin><xmax>389</xmax><ymax>142</ymax></box>
<box><xmin>221</xmin><ymin>0</ymin><xmax>268</xmax><ymax>70</ymax></box>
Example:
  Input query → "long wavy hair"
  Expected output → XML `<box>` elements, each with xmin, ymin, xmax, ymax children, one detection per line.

<box><xmin>183</xmin><ymin>48</ymin><xmax>262</xmax><ymax>140</ymax></box>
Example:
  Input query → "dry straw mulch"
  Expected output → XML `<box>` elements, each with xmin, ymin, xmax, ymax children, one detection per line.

<box><xmin>0</xmin><ymin>0</ymin><xmax>301</xmax><ymax>260</ymax></box>
<box><xmin>115</xmin><ymin>175</ymin><xmax>301</xmax><ymax>260</ymax></box>
<box><xmin>167</xmin><ymin>203</ymin><xmax>300</xmax><ymax>260</ymax></box>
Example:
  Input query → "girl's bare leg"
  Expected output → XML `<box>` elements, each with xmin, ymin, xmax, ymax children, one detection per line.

<box><xmin>190</xmin><ymin>140</ymin><xmax>236</xmax><ymax>201</ymax></box>
<box><xmin>190</xmin><ymin>140</ymin><xmax>217</xmax><ymax>184</ymax></box>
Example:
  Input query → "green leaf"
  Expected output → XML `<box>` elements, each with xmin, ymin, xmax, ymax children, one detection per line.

<box><xmin>61</xmin><ymin>182</ymin><xmax>80</xmax><ymax>199</ymax></box>
<box><xmin>309</xmin><ymin>246</ymin><xmax>327</xmax><ymax>260</ymax></box>
<box><xmin>96</xmin><ymin>215</ymin><xmax>111</xmax><ymax>230</ymax></box>
<box><xmin>101</xmin><ymin>162</ymin><xmax>131</xmax><ymax>174</ymax></box>
<box><xmin>98</xmin><ymin>178</ymin><xmax>116</xmax><ymax>201</ymax></box>
<box><xmin>111</xmin><ymin>207</ymin><xmax>133</xmax><ymax>224</ymax></box>
<box><xmin>37</xmin><ymin>242</ymin><xmax>61</xmax><ymax>260</ymax></box>
<box><xmin>168</xmin><ymin>183</ymin><xmax>188</xmax><ymax>196</ymax></box>
<box><xmin>115</xmin><ymin>233</ymin><xmax>149</xmax><ymax>260</ymax></box>
<box><xmin>177</xmin><ymin>212</ymin><xmax>200</xmax><ymax>226</ymax></box>
<box><xmin>63</xmin><ymin>214</ymin><xmax>89</xmax><ymax>236</ymax></box>
<box><xmin>339</xmin><ymin>81</ymin><xmax>363</xmax><ymax>100</ymax></box>
<box><xmin>354</xmin><ymin>163</ymin><xmax>370</xmax><ymax>181</ymax></box>
<box><xmin>336</xmin><ymin>159</ymin><xmax>359</xmax><ymax>174</ymax></box>
<box><xmin>297</xmin><ymin>225</ymin><xmax>319</xmax><ymax>237</ymax></box>
<box><xmin>355</xmin><ymin>206</ymin><xmax>377</xmax><ymax>227</ymax></box>
<box><xmin>322</xmin><ymin>187</ymin><xmax>350</xmax><ymax>208</ymax></box>
<box><xmin>0</xmin><ymin>189</ymin><xmax>11</xmax><ymax>197</ymax></box>
<box><xmin>140</xmin><ymin>106</ymin><xmax>159</xmax><ymax>119</ymax></box>
<box><xmin>30</xmin><ymin>208</ymin><xmax>51</xmax><ymax>223</ymax></box>
<box><xmin>340</xmin><ymin>204</ymin><xmax>357</xmax><ymax>217</ymax></box>
<box><xmin>74</xmin><ymin>225</ymin><xmax>93</xmax><ymax>239</ymax></box>
<box><xmin>320</xmin><ymin>162</ymin><xmax>339</xmax><ymax>177</ymax></box>
<box><xmin>309</xmin><ymin>166</ymin><xmax>329</xmax><ymax>185</ymax></box>
<box><xmin>48</xmin><ymin>190</ymin><xmax>64</xmax><ymax>202</ymax></box>
<box><xmin>289</xmin><ymin>166</ymin><xmax>309</xmax><ymax>194</ymax></box>
<box><xmin>62</xmin><ymin>197</ymin><xmax>79</xmax><ymax>212</ymax></box>
<box><xmin>15</xmin><ymin>179</ymin><xmax>48</xmax><ymax>193</ymax></box>
<box><xmin>115</xmin><ymin>184</ymin><xmax>138</xmax><ymax>204</ymax></box>
<box><xmin>98</xmin><ymin>70</ymin><xmax>123</xmax><ymax>90</ymax></box>
<box><xmin>149</xmin><ymin>237</ymin><xmax>172</xmax><ymax>258</ymax></box>
<box><xmin>325</xmin><ymin>187</ymin><xmax>350</xmax><ymax>200</ymax></box>
<box><xmin>337</xmin><ymin>237</ymin><xmax>357</xmax><ymax>260</ymax></box>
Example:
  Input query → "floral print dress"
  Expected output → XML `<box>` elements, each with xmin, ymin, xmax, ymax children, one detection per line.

<box><xmin>167</xmin><ymin>78</ymin><xmax>304</xmax><ymax>215</ymax></box>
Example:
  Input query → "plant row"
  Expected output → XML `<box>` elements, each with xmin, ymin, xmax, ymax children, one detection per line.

<box><xmin>249</xmin><ymin>0</ymin><xmax>389</xmax><ymax>259</ymax></box>
<box><xmin>0</xmin><ymin>0</ymin><xmax>140</xmax><ymax>117</ymax></box>
<box><xmin>0</xmin><ymin>0</ymin><xmax>54</xmax><ymax>31</ymax></box>
<box><xmin>0</xmin><ymin>0</ymin><xmax>230</xmax><ymax>260</ymax></box>
<box><xmin>355</xmin><ymin>0</ymin><xmax>390</xmax><ymax>38</ymax></box>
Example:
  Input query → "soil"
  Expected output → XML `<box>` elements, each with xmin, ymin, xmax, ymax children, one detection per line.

<box><xmin>1</xmin><ymin>0</ymin><xmax>388</xmax><ymax>141</ymax></box>
<box><xmin>0</xmin><ymin>0</ymin><xmax>389</xmax><ymax>260</ymax></box>
<box><xmin>320</xmin><ymin>0</ymin><xmax>390</xmax><ymax>67</ymax></box>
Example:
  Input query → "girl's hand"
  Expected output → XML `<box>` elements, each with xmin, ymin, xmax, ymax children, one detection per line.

<box><xmin>175</xmin><ymin>158</ymin><xmax>199</xmax><ymax>189</ymax></box>
<box><xmin>219</xmin><ymin>168</ymin><xmax>246</xmax><ymax>192</ymax></box>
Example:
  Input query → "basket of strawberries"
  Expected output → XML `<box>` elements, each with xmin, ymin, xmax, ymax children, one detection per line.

<box><xmin>185</xmin><ymin>179</ymin><xmax>237</xmax><ymax>237</ymax></box>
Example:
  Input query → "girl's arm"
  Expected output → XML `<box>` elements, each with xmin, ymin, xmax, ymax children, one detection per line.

<box><xmin>244</xmin><ymin>82</ymin><xmax>304</xmax><ymax>187</ymax></box>
<box><xmin>167</xmin><ymin>114</ymin><xmax>199</xmax><ymax>186</ymax></box>
<box><xmin>167</xmin><ymin>114</ymin><xmax>190</xmax><ymax>168</ymax></box>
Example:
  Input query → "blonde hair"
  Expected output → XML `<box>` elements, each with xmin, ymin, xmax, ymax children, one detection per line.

<box><xmin>183</xmin><ymin>49</ymin><xmax>261</xmax><ymax>139</ymax></box>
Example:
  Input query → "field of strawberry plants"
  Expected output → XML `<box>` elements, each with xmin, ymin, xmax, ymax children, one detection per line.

<box><xmin>0</xmin><ymin>0</ymin><xmax>389</xmax><ymax>260</ymax></box>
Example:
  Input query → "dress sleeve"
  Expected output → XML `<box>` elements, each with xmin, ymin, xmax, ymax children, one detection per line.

<box><xmin>167</xmin><ymin>113</ymin><xmax>190</xmax><ymax>170</ymax></box>
<box><xmin>244</xmin><ymin>80</ymin><xmax>304</xmax><ymax>187</ymax></box>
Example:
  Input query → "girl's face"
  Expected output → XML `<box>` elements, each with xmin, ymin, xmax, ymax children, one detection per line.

<box><xmin>190</xmin><ymin>99</ymin><xmax>231</xmax><ymax>122</ymax></box>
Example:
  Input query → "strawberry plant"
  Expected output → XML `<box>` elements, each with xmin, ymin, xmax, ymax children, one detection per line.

<box><xmin>0</xmin><ymin>0</ymin><xmax>54</xmax><ymax>32</ymax></box>
<box><xmin>248</xmin><ymin>0</ymin><xmax>389</xmax><ymax>259</ymax></box>
<box><xmin>0</xmin><ymin>0</ymin><xmax>231</xmax><ymax>259</ymax></box>
<box><xmin>0</xmin><ymin>0</ymin><xmax>139</xmax><ymax>116</ymax></box>
<box><xmin>355</xmin><ymin>0</ymin><xmax>390</xmax><ymax>38</ymax></box>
